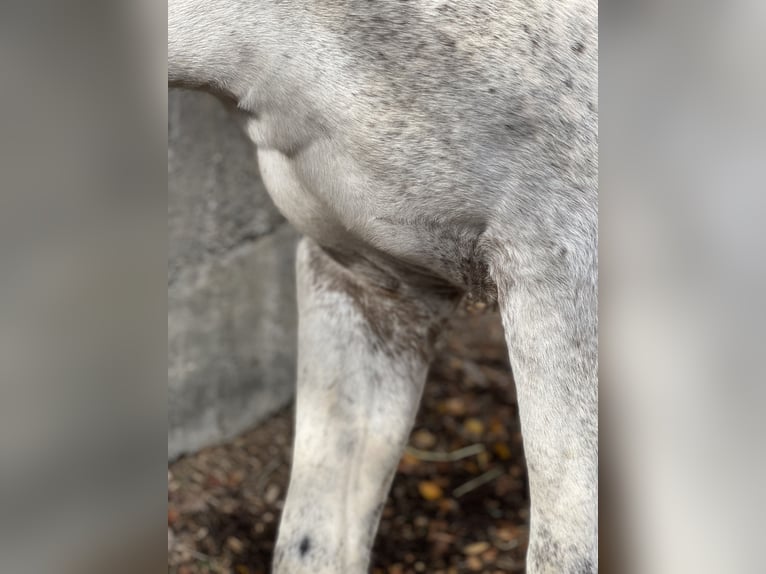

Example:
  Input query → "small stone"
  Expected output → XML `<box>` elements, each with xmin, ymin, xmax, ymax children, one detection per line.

<box><xmin>441</xmin><ymin>397</ymin><xmax>466</xmax><ymax>416</ymax></box>
<box><xmin>463</xmin><ymin>541</ymin><xmax>490</xmax><ymax>555</ymax></box>
<box><xmin>194</xmin><ymin>527</ymin><xmax>208</xmax><ymax>541</ymax></box>
<box><xmin>226</xmin><ymin>536</ymin><xmax>244</xmax><ymax>554</ymax></box>
<box><xmin>495</xmin><ymin>527</ymin><xmax>516</xmax><ymax>542</ymax></box>
<box><xmin>265</xmin><ymin>484</ymin><xmax>281</xmax><ymax>504</ymax></box>
<box><xmin>412</xmin><ymin>429</ymin><xmax>438</xmax><ymax>449</ymax></box>
<box><xmin>493</xmin><ymin>443</ymin><xmax>512</xmax><ymax>460</ymax></box>
<box><xmin>463</xmin><ymin>418</ymin><xmax>484</xmax><ymax>437</ymax></box>
<box><xmin>466</xmin><ymin>555</ymin><xmax>483</xmax><ymax>571</ymax></box>
<box><xmin>398</xmin><ymin>452</ymin><xmax>420</xmax><ymax>473</ymax></box>
<box><xmin>438</xmin><ymin>498</ymin><xmax>459</xmax><ymax>514</ymax></box>
<box><xmin>482</xmin><ymin>547</ymin><xmax>499</xmax><ymax>563</ymax></box>
<box><xmin>418</xmin><ymin>481</ymin><xmax>443</xmax><ymax>501</ymax></box>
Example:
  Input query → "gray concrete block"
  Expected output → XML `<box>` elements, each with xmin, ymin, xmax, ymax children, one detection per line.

<box><xmin>168</xmin><ymin>89</ymin><xmax>298</xmax><ymax>460</ymax></box>
<box><xmin>168</xmin><ymin>89</ymin><xmax>286</xmax><ymax>287</ymax></box>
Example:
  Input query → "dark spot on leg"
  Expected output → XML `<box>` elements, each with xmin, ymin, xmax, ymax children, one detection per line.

<box><xmin>488</xmin><ymin>87</ymin><xmax>497</xmax><ymax>94</ymax></box>
<box><xmin>564</xmin><ymin>77</ymin><xmax>574</xmax><ymax>89</ymax></box>
<box><xmin>299</xmin><ymin>536</ymin><xmax>311</xmax><ymax>557</ymax></box>
<box><xmin>572</xmin><ymin>42</ymin><xmax>586</xmax><ymax>54</ymax></box>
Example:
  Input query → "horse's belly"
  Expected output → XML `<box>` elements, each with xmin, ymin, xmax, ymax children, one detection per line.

<box><xmin>255</xmin><ymin>145</ymin><xmax>362</xmax><ymax>252</ymax></box>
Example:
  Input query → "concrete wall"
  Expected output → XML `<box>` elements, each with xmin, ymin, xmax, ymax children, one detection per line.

<box><xmin>168</xmin><ymin>89</ymin><xmax>298</xmax><ymax>460</ymax></box>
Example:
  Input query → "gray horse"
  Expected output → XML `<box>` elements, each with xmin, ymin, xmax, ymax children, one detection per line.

<box><xmin>169</xmin><ymin>1</ymin><xmax>597</xmax><ymax>572</ymax></box>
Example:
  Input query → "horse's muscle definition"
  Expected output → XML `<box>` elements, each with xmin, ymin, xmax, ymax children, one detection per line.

<box><xmin>169</xmin><ymin>1</ymin><xmax>598</xmax><ymax>572</ymax></box>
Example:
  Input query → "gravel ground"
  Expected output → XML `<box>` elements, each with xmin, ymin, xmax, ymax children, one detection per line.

<box><xmin>168</xmin><ymin>309</ymin><xmax>529</xmax><ymax>573</ymax></box>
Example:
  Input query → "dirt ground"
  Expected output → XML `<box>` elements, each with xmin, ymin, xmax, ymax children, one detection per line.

<box><xmin>168</xmin><ymin>309</ymin><xmax>529</xmax><ymax>573</ymax></box>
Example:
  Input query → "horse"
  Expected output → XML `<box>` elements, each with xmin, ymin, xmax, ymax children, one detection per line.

<box><xmin>169</xmin><ymin>1</ymin><xmax>598</xmax><ymax>571</ymax></box>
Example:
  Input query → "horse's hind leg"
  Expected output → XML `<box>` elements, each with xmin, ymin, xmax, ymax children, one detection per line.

<box><xmin>273</xmin><ymin>238</ymin><xmax>456</xmax><ymax>574</ymax></box>
<box><xmin>494</xmin><ymin>248</ymin><xmax>599</xmax><ymax>573</ymax></box>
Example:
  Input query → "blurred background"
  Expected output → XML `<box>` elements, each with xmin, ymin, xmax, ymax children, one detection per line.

<box><xmin>0</xmin><ymin>1</ymin><xmax>763</xmax><ymax>573</ymax></box>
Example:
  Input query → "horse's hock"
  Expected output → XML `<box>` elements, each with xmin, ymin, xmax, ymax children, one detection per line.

<box><xmin>168</xmin><ymin>89</ymin><xmax>299</xmax><ymax>460</ymax></box>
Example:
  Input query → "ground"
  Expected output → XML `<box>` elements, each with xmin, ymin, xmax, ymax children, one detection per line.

<box><xmin>168</xmin><ymin>309</ymin><xmax>529</xmax><ymax>573</ymax></box>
